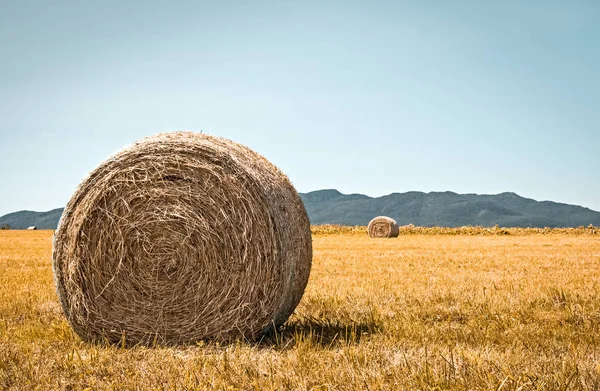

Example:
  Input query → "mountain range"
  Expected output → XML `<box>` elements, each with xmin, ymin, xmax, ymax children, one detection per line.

<box><xmin>1</xmin><ymin>190</ymin><xmax>599</xmax><ymax>229</ymax></box>
<box><xmin>0</xmin><ymin>208</ymin><xmax>64</xmax><ymax>230</ymax></box>
<box><xmin>301</xmin><ymin>190</ymin><xmax>600</xmax><ymax>227</ymax></box>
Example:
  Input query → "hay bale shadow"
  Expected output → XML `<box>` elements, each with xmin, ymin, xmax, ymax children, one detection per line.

<box><xmin>257</xmin><ymin>318</ymin><xmax>382</xmax><ymax>350</ymax></box>
<box><xmin>87</xmin><ymin>318</ymin><xmax>380</xmax><ymax>350</ymax></box>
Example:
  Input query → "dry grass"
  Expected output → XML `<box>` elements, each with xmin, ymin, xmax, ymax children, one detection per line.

<box><xmin>2</xmin><ymin>229</ymin><xmax>600</xmax><ymax>390</ymax></box>
<box><xmin>312</xmin><ymin>224</ymin><xmax>599</xmax><ymax>236</ymax></box>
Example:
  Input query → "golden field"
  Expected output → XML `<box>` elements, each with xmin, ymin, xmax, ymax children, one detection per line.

<box><xmin>1</xmin><ymin>229</ymin><xmax>600</xmax><ymax>390</ymax></box>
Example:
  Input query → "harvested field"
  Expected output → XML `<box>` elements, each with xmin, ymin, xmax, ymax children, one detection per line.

<box><xmin>2</xmin><ymin>229</ymin><xmax>600</xmax><ymax>390</ymax></box>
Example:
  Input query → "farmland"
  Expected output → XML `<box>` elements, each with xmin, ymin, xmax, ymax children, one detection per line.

<box><xmin>1</xmin><ymin>229</ymin><xmax>600</xmax><ymax>390</ymax></box>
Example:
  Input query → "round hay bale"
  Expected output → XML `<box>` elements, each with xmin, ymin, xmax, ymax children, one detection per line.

<box><xmin>367</xmin><ymin>216</ymin><xmax>399</xmax><ymax>238</ymax></box>
<box><xmin>52</xmin><ymin>132</ymin><xmax>312</xmax><ymax>344</ymax></box>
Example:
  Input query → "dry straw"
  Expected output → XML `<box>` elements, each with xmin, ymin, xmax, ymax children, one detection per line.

<box><xmin>52</xmin><ymin>132</ymin><xmax>312</xmax><ymax>345</ymax></box>
<box><xmin>367</xmin><ymin>216</ymin><xmax>399</xmax><ymax>238</ymax></box>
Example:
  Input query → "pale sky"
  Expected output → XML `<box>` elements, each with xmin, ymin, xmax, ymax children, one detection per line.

<box><xmin>1</xmin><ymin>0</ymin><xmax>599</xmax><ymax>216</ymax></box>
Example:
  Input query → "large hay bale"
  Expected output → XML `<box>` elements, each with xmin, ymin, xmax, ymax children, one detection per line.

<box><xmin>367</xmin><ymin>216</ymin><xmax>399</xmax><ymax>238</ymax></box>
<box><xmin>52</xmin><ymin>132</ymin><xmax>312</xmax><ymax>344</ymax></box>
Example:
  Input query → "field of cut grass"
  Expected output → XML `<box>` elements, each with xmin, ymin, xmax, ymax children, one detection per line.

<box><xmin>1</xmin><ymin>229</ymin><xmax>600</xmax><ymax>390</ymax></box>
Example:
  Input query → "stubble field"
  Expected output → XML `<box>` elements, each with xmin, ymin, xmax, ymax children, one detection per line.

<box><xmin>1</xmin><ymin>229</ymin><xmax>600</xmax><ymax>390</ymax></box>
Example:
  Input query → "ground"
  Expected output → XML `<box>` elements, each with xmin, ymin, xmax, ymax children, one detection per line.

<box><xmin>1</xmin><ymin>229</ymin><xmax>600</xmax><ymax>390</ymax></box>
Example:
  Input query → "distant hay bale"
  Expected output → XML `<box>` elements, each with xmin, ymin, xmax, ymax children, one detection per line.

<box><xmin>52</xmin><ymin>132</ymin><xmax>312</xmax><ymax>345</ymax></box>
<box><xmin>367</xmin><ymin>216</ymin><xmax>399</xmax><ymax>238</ymax></box>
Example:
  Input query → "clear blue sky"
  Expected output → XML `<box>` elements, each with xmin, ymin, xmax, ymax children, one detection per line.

<box><xmin>1</xmin><ymin>0</ymin><xmax>599</xmax><ymax>216</ymax></box>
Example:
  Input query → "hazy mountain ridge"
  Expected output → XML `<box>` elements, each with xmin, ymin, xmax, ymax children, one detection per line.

<box><xmin>0</xmin><ymin>208</ymin><xmax>64</xmax><ymax>230</ymax></box>
<box><xmin>1</xmin><ymin>190</ymin><xmax>599</xmax><ymax>229</ymax></box>
<box><xmin>300</xmin><ymin>189</ymin><xmax>600</xmax><ymax>227</ymax></box>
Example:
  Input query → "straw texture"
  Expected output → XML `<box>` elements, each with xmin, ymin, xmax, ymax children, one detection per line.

<box><xmin>52</xmin><ymin>132</ymin><xmax>312</xmax><ymax>344</ymax></box>
<box><xmin>367</xmin><ymin>216</ymin><xmax>399</xmax><ymax>238</ymax></box>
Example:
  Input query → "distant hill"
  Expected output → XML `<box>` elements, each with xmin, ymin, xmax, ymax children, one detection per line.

<box><xmin>0</xmin><ymin>208</ymin><xmax>64</xmax><ymax>230</ymax></box>
<box><xmin>1</xmin><ymin>190</ymin><xmax>599</xmax><ymax>229</ymax></box>
<box><xmin>300</xmin><ymin>190</ymin><xmax>600</xmax><ymax>227</ymax></box>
